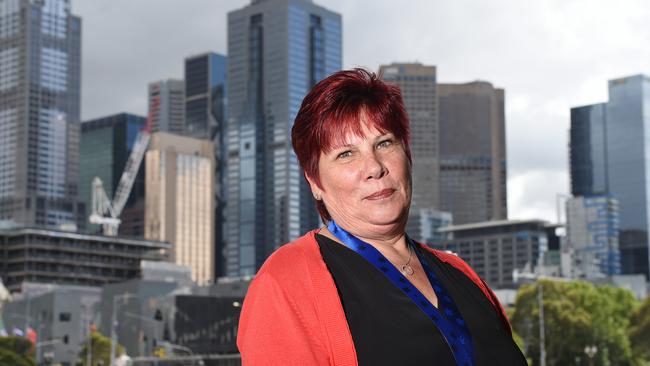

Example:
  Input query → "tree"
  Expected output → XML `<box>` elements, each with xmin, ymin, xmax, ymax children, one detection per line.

<box><xmin>0</xmin><ymin>336</ymin><xmax>36</xmax><ymax>366</ymax></box>
<box><xmin>510</xmin><ymin>279</ymin><xmax>641</xmax><ymax>366</ymax></box>
<box><xmin>629</xmin><ymin>296</ymin><xmax>650</xmax><ymax>363</ymax></box>
<box><xmin>78</xmin><ymin>331</ymin><xmax>125</xmax><ymax>366</ymax></box>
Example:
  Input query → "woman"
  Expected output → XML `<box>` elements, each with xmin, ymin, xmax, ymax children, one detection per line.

<box><xmin>237</xmin><ymin>69</ymin><xmax>526</xmax><ymax>365</ymax></box>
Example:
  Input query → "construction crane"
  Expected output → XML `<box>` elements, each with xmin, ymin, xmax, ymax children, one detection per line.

<box><xmin>89</xmin><ymin>97</ymin><xmax>159</xmax><ymax>236</ymax></box>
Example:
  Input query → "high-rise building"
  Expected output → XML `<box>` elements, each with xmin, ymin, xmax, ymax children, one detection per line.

<box><xmin>184</xmin><ymin>52</ymin><xmax>228</xmax><ymax>278</ymax></box>
<box><xmin>569</xmin><ymin>75</ymin><xmax>650</xmax><ymax>277</ymax></box>
<box><xmin>569</xmin><ymin>103</ymin><xmax>608</xmax><ymax>196</ymax></box>
<box><xmin>145</xmin><ymin>132</ymin><xmax>215</xmax><ymax>285</ymax></box>
<box><xmin>438</xmin><ymin>82</ymin><xmax>507</xmax><ymax>225</ymax></box>
<box><xmin>379</xmin><ymin>63</ymin><xmax>440</xmax><ymax>242</ymax></box>
<box><xmin>184</xmin><ymin>52</ymin><xmax>227</xmax><ymax>140</ymax></box>
<box><xmin>0</xmin><ymin>0</ymin><xmax>84</xmax><ymax>229</ymax></box>
<box><xmin>79</xmin><ymin>113</ymin><xmax>146</xmax><ymax>236</ymax></box>
<box><xmin>226</xmin><ymin>0</ymin><xmax>342</xmax><ymax>275</ymax></box>
<box><xmin>149</xmin><ymin>79</ymin><xmax>185</xmax><ymax>134</ymax></box>
<box><xmin>565</xmin><ymin>195</ymin><xmax>620</xmax><ymax>278</ymax></box>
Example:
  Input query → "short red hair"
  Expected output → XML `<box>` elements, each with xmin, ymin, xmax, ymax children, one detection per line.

<box><xmin>291</xmin><ymin>68</ymin><xmax>411</xmax><ymax>222</ymax></box>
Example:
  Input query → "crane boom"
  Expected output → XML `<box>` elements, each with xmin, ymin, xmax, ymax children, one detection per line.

<box><xmin>89</xmin><ymin>97</ymin><xmax>159</xmax><ymax>236</ymax></box>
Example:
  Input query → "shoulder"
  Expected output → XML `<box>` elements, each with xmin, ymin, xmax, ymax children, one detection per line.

<box><xmin>418</xmin><ymin>244</ymin><xmax>479</xmax><ymax>280</ymax></box>
<box><xmin>256</xmin><ymin>229</ymin><xmax>322</xmax><ymax>278</ymax></box>
<box><xmin>417</xmin><ymin>242</ymin><xmax>512</xmax><ymax>334</ymax></box>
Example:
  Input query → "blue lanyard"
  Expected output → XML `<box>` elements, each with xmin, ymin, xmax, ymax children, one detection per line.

<box><xmin>328</xmin><ymin>220</ymin><xmax>476</xmax><ymax>366</ymax></box>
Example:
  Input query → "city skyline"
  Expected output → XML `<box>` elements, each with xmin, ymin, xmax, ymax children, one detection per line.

<box><xmin>72</xmin><ymin>0</ymin><xmax>650</xmax><ymax>224</ymax></box>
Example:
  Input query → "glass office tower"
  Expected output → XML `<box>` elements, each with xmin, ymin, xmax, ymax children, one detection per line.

<box><xmin>226</xmin><ymin>0</ymin><xmax>341</xmax><ymax>276</ymax></box>
<box><xmin>79</xmin><ymin>113</ymin><xmax>146</xmax><ymax>236</ymax></box>
<box><xmin>570</xmin><ymin>75</ymin><xmax>650</xmax><ymax>278</ymax></box>
<box><xmin>0</xmin><ymin>0</ymin><xmax>84</xmax><ymax>229</ymax></box>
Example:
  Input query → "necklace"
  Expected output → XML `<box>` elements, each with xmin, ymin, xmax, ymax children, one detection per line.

<box><xmin>401</xmin><ymin>244</ymin><xmax>415</xmax><ymax>276</ymax></box>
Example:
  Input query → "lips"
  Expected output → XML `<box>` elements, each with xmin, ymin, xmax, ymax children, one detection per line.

<box><xmin>365</xmin><ymin>188</ymin><xmax>396</xmax><ymax>200</ymax></box>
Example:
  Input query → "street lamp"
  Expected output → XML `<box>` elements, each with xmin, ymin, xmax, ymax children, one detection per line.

<box><xmin>584</xmin><ymin>345</ymin><xmax>598</xmax><ymax>366</ymax></box>
<box><xmin>124</xmin><ymin>311</ymin><xmax>162</xmax><ymax>356</ymax></box>
<box><xmin>110</xmin><ymin>293</ymin><xmax>138</xmax><ymax>366</ymax></box>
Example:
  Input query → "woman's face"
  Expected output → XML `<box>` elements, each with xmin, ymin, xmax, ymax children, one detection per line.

<box><xmin>309</xmin><ymin>117</ymin><xmax>412</xmax><ymax>238</ymax></box>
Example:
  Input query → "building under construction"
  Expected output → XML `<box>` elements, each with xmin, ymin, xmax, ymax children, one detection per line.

<box><xmin>0</xmin><ymin>223</ymin><xmax>171</xmax><ymax>293</ymax></box>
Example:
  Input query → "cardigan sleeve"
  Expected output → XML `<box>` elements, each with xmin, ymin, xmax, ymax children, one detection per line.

<box><xmin>237</xmin><ymin>268</ymin><xmax>331</xmax><ymax>366</ymax></box>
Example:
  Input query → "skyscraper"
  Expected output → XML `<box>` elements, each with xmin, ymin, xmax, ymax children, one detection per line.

<box><xmin>79</xmin><ymin>113</ymin><xmax>146</xmax><ymax>236</ymax></box>
<box><xmin>569</xmin><ymin>103</ymin><xmax>608</xmax><ymax>196</ymax></box>
<box><xmin>438</xmin><ymin>82</ymin><xmax>507</xmax><ymax>225</ymax></box>
<box><xmin>148</xmin><ymin>79</ymin><xmax>185</xmax><ymax>135</ymax></box>
<box><xmin>226</xmin><ymin>0</ymin><xmax>342</xmax><ymax>276</ymax></box>
<box><xmin>0</xmin><ymin>0</ymin><xmax>84</xmax><ymax>229</ymax></box>
<box><xmin>145</xmin><ymin>132</ymin><xmax>215</xmax><ymax>285</ymax></box>
<box><xmin>379</xmin><ymin>63</ymin><xmax>442</xmax><ymax>243</ymax></box>
<box><xmin>184</xmin><ymin>52</ymin><xmax>227</xmax><ymax>140</ymax></box>
<box><xmin>570</xmin><ymin>75</ymin><xmax>650</xmax><ymax>277</ymax></box>
<box><xmin>184</xmin><ymin>52</ymin><xmax>228</xmax><ymax>278</ymax></box>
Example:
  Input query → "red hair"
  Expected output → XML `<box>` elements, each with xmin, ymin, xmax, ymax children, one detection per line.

<box><xmin>291</xmin><ymin>68</ymin><xmax>411</xmax><ymax>222</ymax></box>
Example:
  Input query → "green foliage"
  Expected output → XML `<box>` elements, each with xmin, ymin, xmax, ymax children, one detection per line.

<box><xmin>0</xmin><ymin>336</ymin><xmax>35</xmax><ymax>366</ymax></box>
<box><xmin>630</xmin><ymin>296</ymin><xmax>650</xmax><ymax>361</ymax></box>
<box><xmin>510</xmin><ymin>280</ymin><xmax>641</xmax><ymax>366</ymax></box>
<box><xmin>78</xmin><ymin>331</ymin><xmax>125</xmax><ymax>366</ymax></box>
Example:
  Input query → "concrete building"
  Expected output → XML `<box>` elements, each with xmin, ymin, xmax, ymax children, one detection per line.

<box><xmin>565</xmin><ymin>195</ymin><xmax>621</xmax><ymax>278</ymax></box>
<box><xmin>379</xmin><ymin>63</ymin><xmax>441</xmax><ymax>242</ymax></box>
<box><xmin>434</xmin><ymin>220</ymin><xmax>557</xmax><ymax>289</ymax></box>
<box><xmin>3</xmin><ymin>284</ymin><xmax>100</xmax><ymax>366</ymax></box>
<box><xmin>0</xmin><ymin>224</ymin><xmax>171</xmax><ymax>293</ymax></box>
<box><xmin>225</xmin><ymin>0</ymin><xmax>342</xmax><ymax>276</ymax></box>
<box><xmin>79</xmin><ymin>113</ymin><xmax>146</xmax><ymax>236</ymax></box>
<box><xmin>145</xmin><ymin>132</ymin><xmax>215</xmax><ymax>285</ymax></box>
<box><xmin>570</xmin><ymin>75</ymin><xmax>650</xmax><ymax>278</ymax></box>
<box><xmin>99</xmin><ymin>279</ymin><xmax>185</xmax><ymax>358</ymax></box>
<box><xmin>149</xmin><ymin>79</ymin><xmax>185</xmax><ymax>134</ymax></box>
<box><xmin>438</xmin><ymin>82</ymin><xmax>507</xmax><ymax>225</ymax></box>
<box><xmin>0</xmin><ymin>0</ymin><xmax>85</xmax><ymax>230</ymax></box>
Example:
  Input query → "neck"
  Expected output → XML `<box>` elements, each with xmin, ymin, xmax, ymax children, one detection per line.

<box><xmin>321</xmin><ymin>220</ymin><xmax>409</xmax><ymax>254</ymax></box>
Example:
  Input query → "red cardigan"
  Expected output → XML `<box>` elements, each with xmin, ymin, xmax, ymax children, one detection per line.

<box><xmin>237</xmin><ymin>230</ymin><xmax>510</xmax><ymax>366</ymax></box>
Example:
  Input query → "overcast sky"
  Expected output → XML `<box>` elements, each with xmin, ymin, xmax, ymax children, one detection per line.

<box><xmin>72</xmin><ymin>0</ymin><xmax>650</xmax><ymax>223</ymax></box>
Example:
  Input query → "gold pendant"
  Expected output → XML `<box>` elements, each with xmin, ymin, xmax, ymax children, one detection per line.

<box><xmin>401</xmin><ymin>265</ymin><xmax>415</xmax><ymax>276</ymax></box>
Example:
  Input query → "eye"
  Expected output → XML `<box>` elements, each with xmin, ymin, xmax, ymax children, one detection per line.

<box><xmin>377</xmin><ymin>139</ymin><xmax>393</xmax><ymax>149</ymax></box>
<box><xmin>337</xmin><ymin>150</ymin><xmax>352</xmax><ymax>159</ymax></box>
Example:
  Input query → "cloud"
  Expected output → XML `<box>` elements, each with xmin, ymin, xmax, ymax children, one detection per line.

<box><xmin>508</xmin><ymin>169</ymin><xmax>568</xmax><ymax>222</ymax></box>
<box><xmin>72</xmin><ymin>0</ymin><xmax>650</xmax><ymax>221</ymax></box>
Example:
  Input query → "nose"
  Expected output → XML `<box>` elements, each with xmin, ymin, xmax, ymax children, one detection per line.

<box><xmin>364</xmin><ymin>152</ymin><xmax>387</xmax><ymax>180</ymax></box>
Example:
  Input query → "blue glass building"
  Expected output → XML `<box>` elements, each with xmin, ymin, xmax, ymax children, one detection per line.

<box><xmin>225</xmin><ymin>0</ymin><xmax>342</xmax><ymax>276</ymax></box>
<box><xmin>0</xmin><ymin>0</ymin><xmax>84</xmax><ymax>229</ymax></box>
<box><xmin>570</xmin><ymin>75</ymin><xmax>650</xmax><ymax>278</ymax></box>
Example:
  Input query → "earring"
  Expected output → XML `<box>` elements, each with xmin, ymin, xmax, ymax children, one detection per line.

<box><xmin>314</xmin><ymin>193</ymin><xmax>321</xmax><ymax>201</ymax></box>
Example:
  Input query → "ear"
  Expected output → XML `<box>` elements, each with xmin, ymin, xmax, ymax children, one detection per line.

<box><xmin>304</xmin><ymin>174</ymin><xmax>322</xmax><ymax>201</ymax></box>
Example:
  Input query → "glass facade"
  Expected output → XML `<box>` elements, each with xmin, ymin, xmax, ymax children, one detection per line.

<box><xmin>79</xmin><ymin>113</ymin><xmax>146</xmax><ymax>235</ymax></box>
<box><xmin>225</xmin><ymin>0</ymin><xmax>342</xmax><ymax>276</ymax></box>
<box><xmin>570</xmin><ymin>103</ymin><xmax>608</xmax><ymax>196</ymax></box>
<box><xmin>570</xmin><ymin>75</ymin><xmax>650</xmax><ymax>277</ymax></box>
<box><xmin>0</xmin><ymin>0</ymin><xmax>83</xmax><ymax>229</ymax></box>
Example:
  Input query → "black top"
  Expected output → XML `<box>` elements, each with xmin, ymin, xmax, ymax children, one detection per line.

<box><xmin>316</xmin><ymin>234</ymin><xmax>527</xmax><ymax>366</ymax></box>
